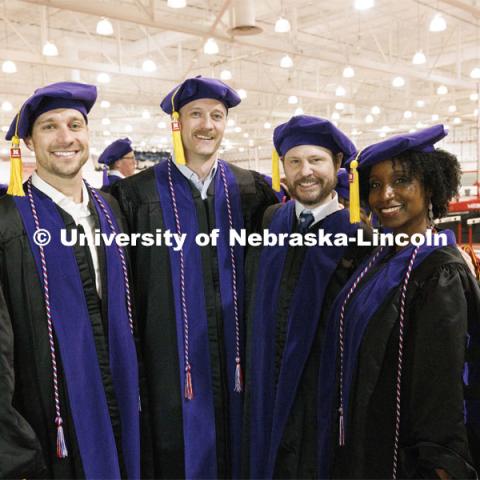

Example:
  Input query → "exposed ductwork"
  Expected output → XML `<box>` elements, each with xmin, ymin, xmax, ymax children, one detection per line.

<box><xmin>228</xmin><ymin>0</ymin><xmax>263</xmax><ymax>36</ymax></box>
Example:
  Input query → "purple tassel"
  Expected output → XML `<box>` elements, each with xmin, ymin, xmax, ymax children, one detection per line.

<box><xmin>56</xmin><ymin>417</ymin><xmax>68</xmax><ymax>458</ymax></box>
<box><xmin>234</xmin><ymin>358</ymin><xmax>243</xmax><ymax>393</ymax></box>
<box><xmin>338</xmin><ymin>408</ymin><xmax>345</xmax><ymax>446</ymax></box>
<box><xmin>102</xmin><ymin>167</ymin><xmax>109</xmax><ymax>188</ymax></box>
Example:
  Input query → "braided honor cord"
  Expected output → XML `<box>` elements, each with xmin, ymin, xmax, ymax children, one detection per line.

<box><xmin>337</xmin><ymin>246</ymin><xmax>384</xmax><ymax>446</ymax></box>
<box><xmin>218</xmin><ymin>161</ymin><xmax>243</xmax><ymax>393</ymax></box>
<box><xmin>392</xmin><ymin>245</ymin><xmax>419</xmax><ymax>479</ymax></box>
<box><xmin>26</xmin><ymin>178</ymin><xmax>68</xmax><ymax>458</ymax></box>
<box><xmin>167</xmin><ymin>159</ymin><xmax>193</xmax><ymax>400</ymax></box>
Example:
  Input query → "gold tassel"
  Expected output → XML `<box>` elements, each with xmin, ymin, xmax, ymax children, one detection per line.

<box><xmin>7</xmin><ymin>135</ymin><xmax>25</xmax><ymax>196</ymax></box>
<box><xmin>349</xmin><ymin>153</ymin><xmax>361</xmax><ymax>224</ymax></box>
<box><xmin>271</xmin><ymin>149</ymin><xmax>281</xmax><ymax>192</ymax></box>
<box><xmin>170</xmin><ymin>87</ymin><xmax>186</xmax><ymax>165</ymax></box>
<box><xmin>171</xmin><ymin>111</ymin><xmax>186</xmax><ymax>165</ymax></box>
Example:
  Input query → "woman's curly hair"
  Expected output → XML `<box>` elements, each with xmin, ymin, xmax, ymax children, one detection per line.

<box><xmin>359</xmin><ymin>149</ymin><xmax>461</xmax><ymax>219</ymax></box>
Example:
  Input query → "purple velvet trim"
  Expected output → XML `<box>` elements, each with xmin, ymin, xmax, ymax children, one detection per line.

<box><xmin>15</xmin><ymin>185</ymin><xmax>140</xmax><ymax>479</ymax></box>
<box><xmin>248</xmin><ymin>203</ymin><xmax>356</xmax><ymax>478</ymax></box>
<box><xmin>317</xmin><ymin>230</ymin><xmax>456</xmax><ymax>478</ymax></box>
<box><xmin>214</xmin><ymin>160</ymin><xmax>245</xmax><ymax>478</ymax></box>
<box><xmin>154</xmin><ymin>160</ymin><xmax>217</xmax><ymax>479</ymax></box>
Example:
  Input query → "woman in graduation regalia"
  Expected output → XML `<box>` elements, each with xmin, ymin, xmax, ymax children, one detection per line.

<box><xmin>318</xmin><ymin>125</ymin><xmax>480</xmax><ymax>479</ymax></box>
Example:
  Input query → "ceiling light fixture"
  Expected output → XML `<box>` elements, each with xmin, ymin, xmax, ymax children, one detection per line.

<box><xmin>429</xmin><ymin>13</ymin><xmax>447</xmax><ymax>32</ymax></box>
<box><xmin>280</xmin><ymin>54</ymin><xmax>293</xmax><ymax>68</ymax></box>
<box><xmin>2</xmin><ymin>60</ymin><xmax>17</xmax><ymax>74</ymax></box>
<box><xmin>42</xmin><ymin>41</ymin><xmax>59</xmax><ymax>56</ymax></box>
<box><xmin>294</xmin><ymin>107</ymin><xmax>304</xmax><ymax>115</ymax></box>
<box><xmin>365</xmin><ymin>114</ymin><xmax>374</xmax><ymax>123</ymax></box>
<box><xmin>237</xmin><ymin>89</ymin><xmax>247</xmax><ymax>99</ymax></box>
<box><xmin>274</xmin><ymin>16</ymin><xmax>291</xmax><ymax>33</ymax></box>
<box><xmin>264</xmin><ymin>122</ymin><xmax>271</xmax><ymax>129</ymax></box>
<box><xmin>100</xmin><ymin>100</ymin><xmax>111</xmax><ymax>108</ymax></box>
<box><xmin>204</xmin><ymin>38</ymin><xmax>219</xmax><ymax>55</ymax></box>
<box><xmin>335</xmin><ymin>85</ymin><xmax>346</xmax><ymax>96</ymax></box>
<box><xmin>142</xmin><ymin>59</ymin><xmax>157</xmax><ymax>72</ymax></box>
<box><xmin>335</xmin><ymin>102</ymin><xmax>345</xmax><ymax>110</ymax></box>
<box><xmin>416</xmin><ymin>99</ymin><xmax>426</xmax><ymax>107</ymax></box>
<box><xmin>97</xmin><ymin>73</ymin><xmax>111</xmax><ymax>84</ymax></box>
<box><xmin>343</xmin><ymin>66</ymin><xmax>355</xmax><ymax>78</ymax></box>
<box><xmin>167</xmin><ymin>0</ymin><xmax>187</xmax><ymax>8</ymax></box>
<box><xmin>404</xmin><ymin>110</ymin><xmax>412</xmax><ymax>119</ymax></box>
<box><xmin>96</xmin><ymin>17</ymin><xmax>113</xmax><ymax>36</ymax></box>
<box><xmin>436</xmin><ymin>85</ymin><xmax>448</xmax><ymax>95</ymax></box>
<box><xmin>371</xmin><ymin>105</ymin><xmax>381</xmax><ymax>115</ymax></box>
<box><xmin>392</xmin><ymin>76</ymin><xmax>405</xmax><ymax>87</ymax></box>
<box><xmin>1</xmin><ymin>101</ymin><xmax>13</xmax><ymax>112</ymax></box>
<box><xmin>288</xmin><ymin>95</ymin><xmax>298</xmax><ymax>104</ymax></box>
<box><xmin>470</xmin><ymin>67</ymin><xmax>480</xmax><ymax>79</ymax></box>
<box><xmin>412</xmin><ymin>50</ymin><xmax>426</xmax><ymax>65</ymax></box>
<box><xmin>448</xmin><ymin>105</ymin><xmax>456</xmax><ymax>113</ymax></box>
<box><xmin>354</xmin><ymin>0</ymin><xmax>375</xmax><ymax>10</ymax></box>
<box><xmin>432</xmin><ymin>114</ymin><xmax>439</xmax><ymax>121</ymax></box>
<box><xmin>220</xmin><ymin>69</ymin><xmax>232</xmax><ymax>80</ymax></box>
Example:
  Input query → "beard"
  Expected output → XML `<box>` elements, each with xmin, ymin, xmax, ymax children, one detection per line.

<box><xmin>287</xmin><ymin>174</ymin><xmax>337</xmax><ymax>207</ymax></box>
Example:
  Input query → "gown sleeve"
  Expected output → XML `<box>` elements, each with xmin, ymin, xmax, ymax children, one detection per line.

<box><xmin>400</xmin><ymin>261</ymin><xmax>480</xmax><ymax>478</ymax></box>
<box><xmin>0</xmin><ymin>283</ymin><xmax>47</xmax><ymax>478</ymax></box>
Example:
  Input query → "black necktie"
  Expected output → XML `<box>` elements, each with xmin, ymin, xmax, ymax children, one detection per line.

<box><xmin>298</xmin><ymin>211</ymin><xmax>314</xmax><ymax>233</ymax></box>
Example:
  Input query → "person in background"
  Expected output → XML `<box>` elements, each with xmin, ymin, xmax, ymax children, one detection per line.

<box><xmin>98</xmin><ymin>137</ymin><xmax>136</xmax><ymax>192</ymax></box>
<box><xmin>318</xmin><ymin>125</ymin><xmax>480</xmax><ymax>478</ymax></box>
<box><xmin>0</xmin><ymin>82</ymin><xmax>145</xmax><ymax>479</ymax></box>
<box><xmin>111</xmin><ymin>76</ymin><xmax>277</xmax><ymax>479</ymax></box>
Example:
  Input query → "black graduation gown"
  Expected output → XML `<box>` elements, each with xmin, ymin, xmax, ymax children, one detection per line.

<box><xmin>101</xmin><ymin>174</ymin><xmax>123</xmax><ymax>194</ymax></box>
<box><xmin>111</xmin><ymin>163</ymin><xmax>278</xmax><ymax>479</ymax></box>
<box><xmin>0</xmin><ymin>189</ymin><xmax>134</xmax><ymax>479</ymax></box>
<box><xmin>331</xmin><ymin>246</ymin><xmax>480</xmax><ymax>479</ymax></box>
<box><xmin>242</xmin><ymin>204</ymin><xmax>373</xmax><ymax>479</ymax></box>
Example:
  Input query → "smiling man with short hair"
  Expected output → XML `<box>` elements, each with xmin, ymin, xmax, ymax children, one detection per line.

<box><xmin>111</xmin><ymin>76</ymin><xmax>278</xmax><ymax>479</ymax></box>
<box><xmin>243</xmin><ymin>115</ymin><xmax>372</xmax><ymax>479</ymax></box>
<box><xmin>0</xmin><ymin>82</ymin><xmax>143</xmax><ymax>479</ymax></box>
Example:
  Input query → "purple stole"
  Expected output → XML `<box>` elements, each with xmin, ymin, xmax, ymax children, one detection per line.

<box><xmin>248</xmin><ymin>202</ymin><xmax>358</xmax><ymax>478</ymax></box>
<box><xmin>154</xmin><ymin>159</ymin><xmax>245</xmax><ymax>479</ymax></box>
<box><xmin>14</xmin><ymin>184</ymin><xmax>140</xmax><ymax>479</ymax></box>
<box><xmin>317</xmin><ymin>230</ymin><xmax>457</xmax><ymax>478</ymax></box>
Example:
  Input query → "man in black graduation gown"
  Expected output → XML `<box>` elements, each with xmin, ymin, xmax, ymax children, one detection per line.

<box><xmin>98</xmin><ymin>137</ymin><xmax>137</xmax><ymax>192</ymax></box>
<box><xmin>0</xmin><ymin>82</ymin><xmax>143</xmax><ymax>479</ymax></box>
<box><xmin>243</xmin><ymin>115</ymin><xmax>372</xmax><ymax>479</ymax></box>
<box><xmin>111</xmin><ymin>76</ymin><xmax>277</xmax><ymax>479</ymax></box>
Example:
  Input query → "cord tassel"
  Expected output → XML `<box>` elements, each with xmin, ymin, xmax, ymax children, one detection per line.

<box><xmin>271</xmin><ymin>148</ymin><xmax>281</xmax><ymax>192</ymax></box>
<box><xmin>338</xmin><ymin>408</ymin><xmax>345</xmax><ymax>447</ymax></box>
<box><xmin>234</xmin><ymin>357</ymin><xmax>243</xmax><ymax>393</ymax></box>
<box><xmin>56</xmin><ymin>417</ymin><xmax>68</xmax><ymax>458</ymax></box>
<box><xmin>7</xmin><ymin>135</ymin><xmax>25</xmax><ymax>196</ymax></box>
<box><xmin>349</xmin><ymin>156</ymin><xmax>360</xmax><ymax>223</ymax></box>
<box><xmin>184</xmin><ymin>364</ymin><xmax>194</xmax><ymax>400</ymax></box>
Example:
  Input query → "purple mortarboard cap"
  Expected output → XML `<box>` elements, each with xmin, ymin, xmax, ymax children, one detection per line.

<box><xmin>350</xmin><ymin>124</ymin><xmax>448</xmax><ymax>171</ymax></box>
<box><xmin>160</xmin><ymin>75</ymin><xmax>241</xmax><ymax>114</ymax></box>
<box><xmin>6</xmin><ymin>81</ymin><xmax>97</xmax><ymax>140</ymax></box>
<box><xmin>336</xmin><ymin>168</ymin><xmax>350</xmax><ymax>200</ymax></box>
<box><xmin>98</xmin><ymin>138</ymin><xmax>133</xmax><ymax>166</ymax></box>
<box><xmin>273</xmin><ymin>115</ymin><xmax>357</xmax><ymax>164</ymax></box>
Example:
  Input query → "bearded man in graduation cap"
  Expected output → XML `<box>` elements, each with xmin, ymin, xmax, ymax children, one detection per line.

<box><xmin>0</xmin><ymin>82</ymin><xmax>146</xmax><ymax>479</ymax></box>
<box><xmin>242</xmin><ymin>115</ymin><xmax>374</xmax><ymax>479</ymax></box>
<box><xmin>110</xmin><ymin>76</ymin><xmax>278</xmax><ymax>479</ymax></box>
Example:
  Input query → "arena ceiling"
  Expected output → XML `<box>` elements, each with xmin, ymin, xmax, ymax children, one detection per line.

<box><xmin>0</xmin><ymin>0</ymin><xmax>479</xmax><ymax>171</ymax></box>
